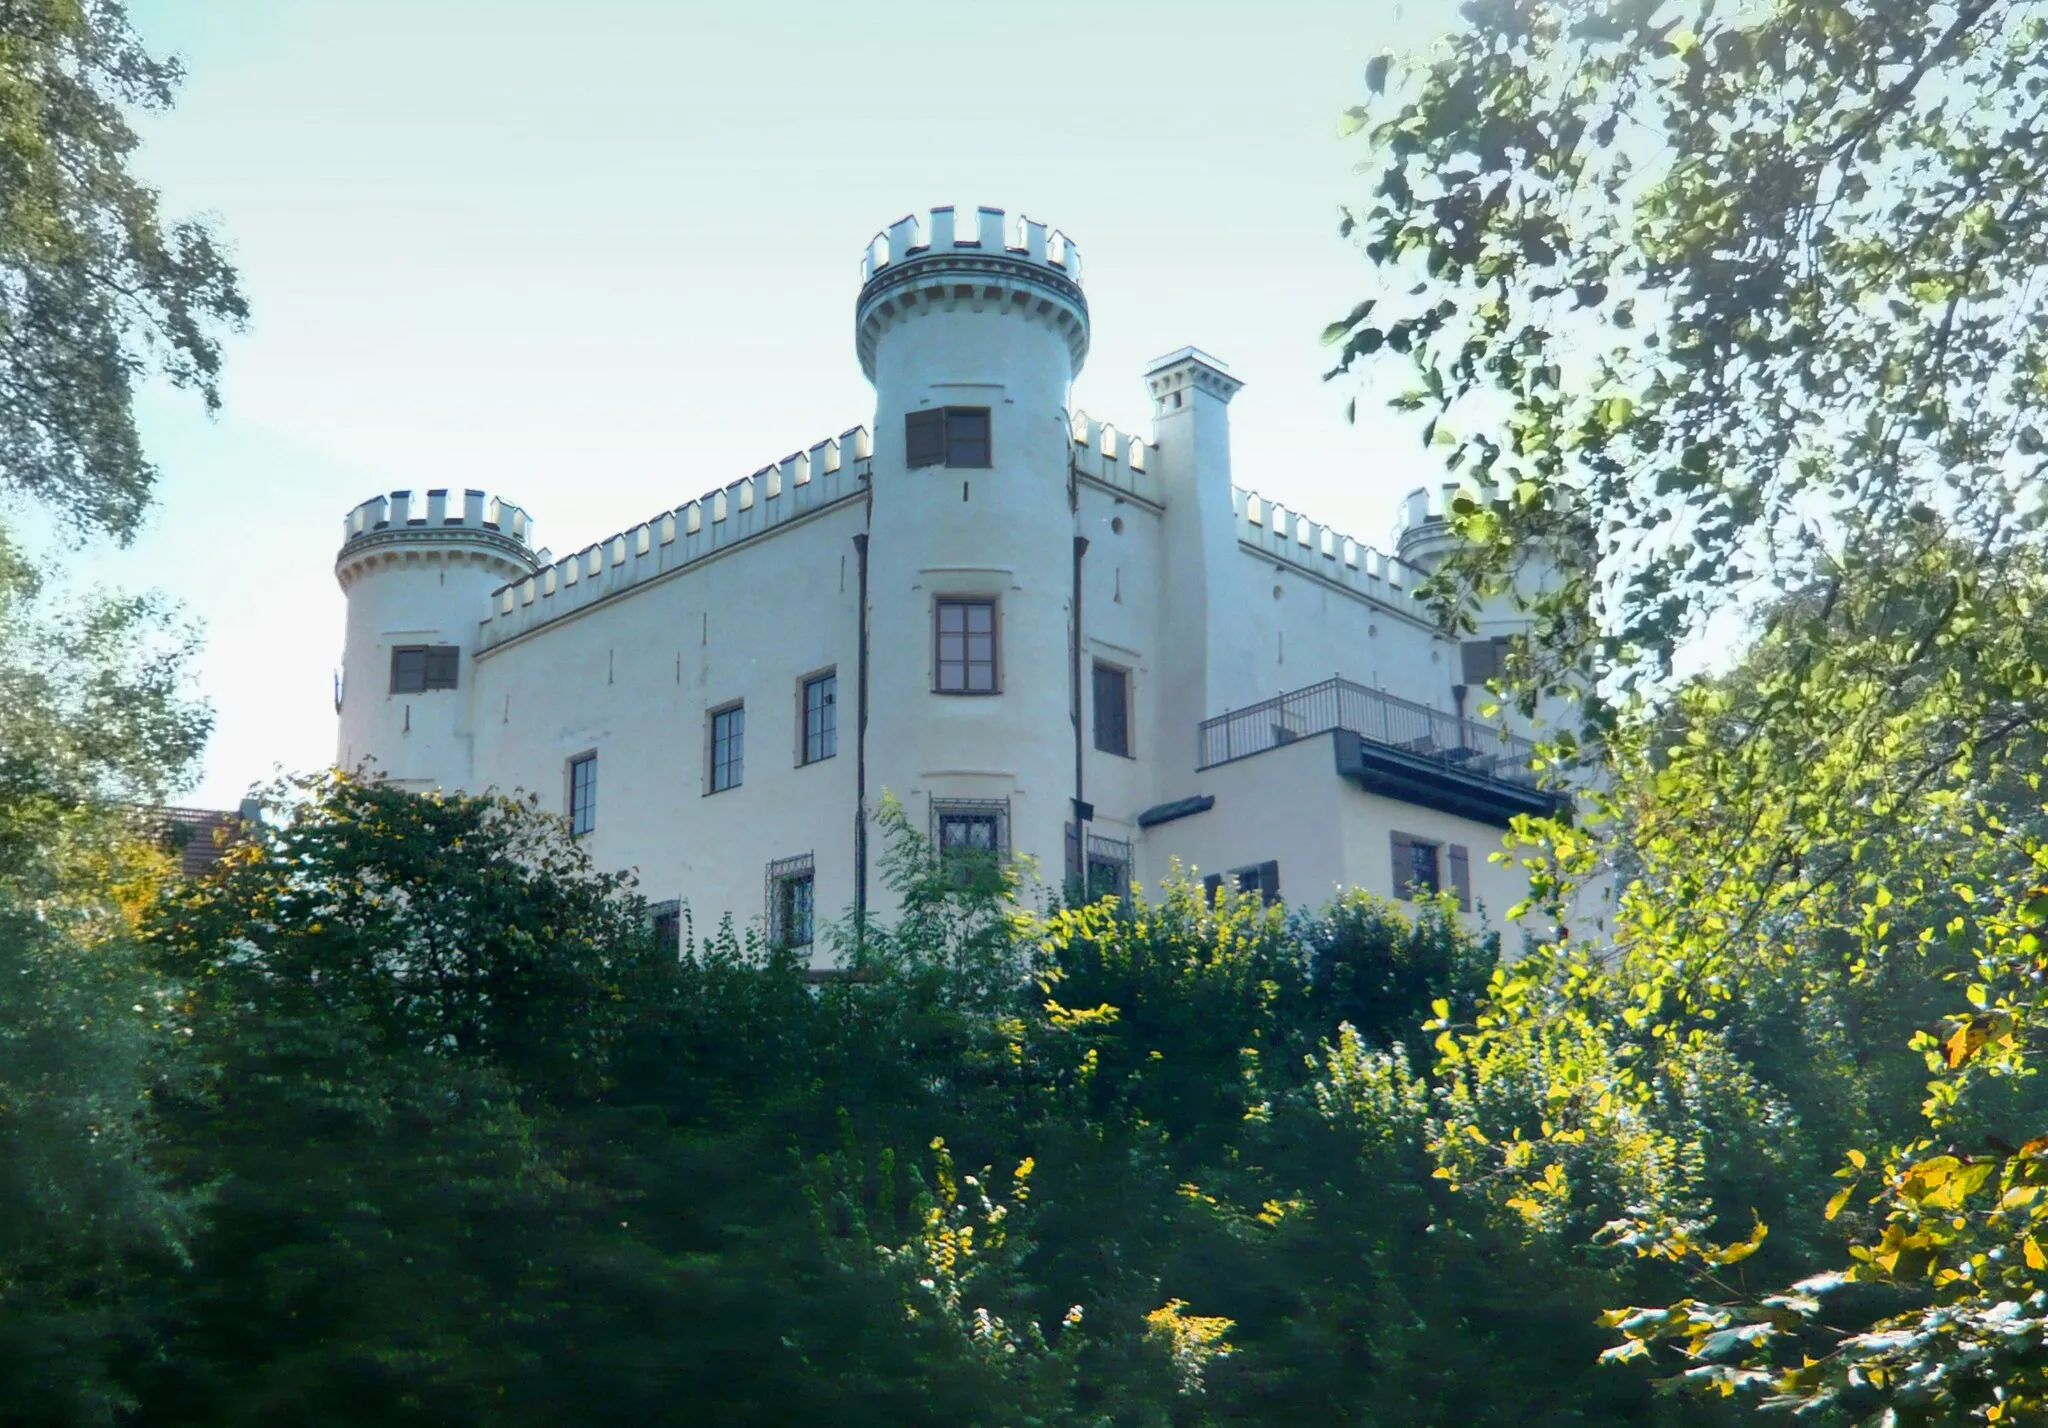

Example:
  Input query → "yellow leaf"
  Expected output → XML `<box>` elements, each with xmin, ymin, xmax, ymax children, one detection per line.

<box><xmin>2026</xmin><ymin>1237</ymin><xmax>2046</xmax><ymax>1271</ymax></box>
<box><xmin>1825</xmin><ymin>1187</ymin><xmax>1852</xmax><ymax>1222</ymax></box>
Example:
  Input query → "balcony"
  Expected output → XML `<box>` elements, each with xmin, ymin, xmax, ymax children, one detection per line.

<box><xmin>1196</xmin><ymin>677</ymin><xmax>1565</xmax><ymax>828</ymax></box>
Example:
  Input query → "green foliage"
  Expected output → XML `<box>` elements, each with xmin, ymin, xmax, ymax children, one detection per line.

<box><xmin>0</xmin><ymin>0</ymin><xmax>247</xmax><ymax>540</ymax></box>
<box><xmin>1334</xmin><ymin>4</ymin><xmax>2048</xmax><ymax>1419</ymax></box>
<box><xmin>0</xmin><ymin>523</ymin><xmax>209</xmax><ymax>1425</ymax></box>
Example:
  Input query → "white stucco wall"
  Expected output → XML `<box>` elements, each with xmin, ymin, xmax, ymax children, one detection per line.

<box><xmin>330</xmin><ymin>205</ymin><xmax>1580</xmax><ymax>961</ymax></box>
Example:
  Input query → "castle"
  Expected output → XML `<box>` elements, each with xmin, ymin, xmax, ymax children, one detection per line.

<box><xmin>333</xmin><ymin>207</ymin><xmax>1568</xmax><ymax>956</ymax></box>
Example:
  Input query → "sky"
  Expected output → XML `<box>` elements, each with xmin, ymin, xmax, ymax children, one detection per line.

<box><xmin>64</xmin><ymin>0</ymin><xmax>1462</xmax><ymax>808</ymax></box>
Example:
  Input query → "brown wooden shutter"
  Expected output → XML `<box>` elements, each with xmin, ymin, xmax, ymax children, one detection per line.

<box><xmin>1390</xmin><ymin>832</ymin><xmax>1413</xmax><ymax>899</ymax></box>
<box><xmin>906</xmin><ymin>409</ymin><xmax>945</xmax><ymax>467</ymax></box>
<box><xmin>1449</xmin><ymin>844</ymin><xmax>1471</xmax><ymax>912</ymax></box>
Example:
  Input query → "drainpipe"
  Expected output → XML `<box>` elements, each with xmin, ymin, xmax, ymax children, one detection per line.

<box><xmin>1071</xmin><ymin>535</ymin><xmax>1090</xmax><ymax>881</ymax></box>
<box><xmin>853</xmin><ymin>532</ymin><xmax>871</xmax><ymax>947</ymax></box>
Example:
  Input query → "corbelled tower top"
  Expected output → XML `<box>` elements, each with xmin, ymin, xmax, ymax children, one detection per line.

<box><xmin>854</xmin><ymin>205</ymin><xmax>1088</xmax><ymax>382</ymax></box>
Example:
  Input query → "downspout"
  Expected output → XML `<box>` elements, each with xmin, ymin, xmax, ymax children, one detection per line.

<box><xmin>1071</xmin><ymin>534</ymin><xmax>1090</xmax><ymax>881</ymax></box>
<box><xmin>853</xmin><ymin>531</ymin><xmax>871</xmax><ymax>949</ymax></box>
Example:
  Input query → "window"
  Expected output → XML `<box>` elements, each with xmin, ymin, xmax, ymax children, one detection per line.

<box><xmin>390</xmin><ymin>644</ymin><xmax>459</xmax><ymax>694</ymax></box>
<box><xmin>935</xmin><ymin>598</ymin><xmax>997</xmax><ymax>693</ymax></box>
<box><xmin>710</xmin><ymin>703</ymin><xmax>745</xmax><ymax>792</ymax></box>
<box><xmin>933</xmin><ymin>798</ymin><xmax>1008</xmax><ymax>889</ymax></box>
<box><xmin>1202</xmin><ymin>860</ymin><xmax>1280</xmax><ymax>906</ymax></box>
<box><xmin>1092</xmin><ymin>661</ymin><xmax>1131</xmax><ymax>756</ymax></box>
<box><xmin>649</xmin><ymin>899</ymin><xmax>681</xmax><ymax>954</ymax></box>
<box><xmin>802</xmin><ymin>672</ymin><xmax>837</xmax><ymax>764</ymax></box>
<box><xmin>767</xmin><ymin>854</ymin><xmax>815</xmax><ymax>949</ymax></box>
<box><xmin>568</xmin><ymin>753</ymin><xmax>597</xmax><ymax>836</ymax></box>
<box><xmin>1459</xmin><ymin>637</ymin><xmax>1512</xmax><ymax>685</ymax></box>
<box><xmin>1392</xmin><ymin>833</ymin><xmax>1471</xmax><ymax>911</ymax></box>
<box><xmin>906</xmin><ymin>406</ymin><xmax>992</xmax><ymax>468</ymax></box>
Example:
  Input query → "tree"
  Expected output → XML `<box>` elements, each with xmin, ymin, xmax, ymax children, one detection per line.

<box><xmin>1</xmin><ymin>0</ymin><xmax>247</xmax><ymax>541</ymax></box>
<box><xmin>1332</xmin><ymin>3</ymin><xmax>2048</xmax><ymax>1419</ymax></box>
<box><xmin>0</xmin><ymin>526</ymin><xmax>210</xmax><ymax>1426</ymax></box>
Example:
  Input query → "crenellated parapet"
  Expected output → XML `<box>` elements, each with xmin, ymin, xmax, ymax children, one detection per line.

<box><xmin>855</xmin><ymin>205</ymin><xmax>1088</xmax><ymax>380</ymax></box>
<box><xmin>335</xmin><ymin>488</ymin><xmax>540</xmax><ymax>591</ymax></box>
<box><xmin>476</xmin><ymin>427</ymin><xmax>871</xmax><ymax>653</ymax></box>
<box><xmin>1068</xmin><ymin>410</ymin><xmax>1161</xmax><ymax>507</ymax></box>
<box><xmin>1236</xmin><ymin>487</ymin><xmax>1425</xmax><ymax>616</ymax></box>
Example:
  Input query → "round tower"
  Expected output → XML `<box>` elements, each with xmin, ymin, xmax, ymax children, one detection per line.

<box><xmin>334</xmin><ymin>488</ymin><xmax>539</xmax><ymax>790</ymax></box>
<box><xmin>856</xmin><ymin>206</ymin><xmax>1089</xmax><ymax>894</ymax></box>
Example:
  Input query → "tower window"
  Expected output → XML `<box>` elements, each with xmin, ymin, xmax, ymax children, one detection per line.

<box><xmin>710</xmin><ymin>702</ymin><xmax>745</xmax><ymax>793</ymax></box>
<box><xmin>568</xmin><ymin>752</ymin><xmax>597</xmax><ymax>836</ymax></box>
<box><xmin>390</xmin><ymin>644</ymin><xmax>459</xmax><ymax>694</ymax></box>
<box><xmin>767</xmin><ymin>854</ymin><xmax>815</xmax><ymax>949</ymax></box>
<box><xmin>801</xmin><ymin>672</ymin><xmax>837</xmax><ymax>764</ymax></box>
<box><xmin>906</xmin><ymin>406</ymin><xmax>992</xmax><ymax>469</ymax></box>
<box><xmin>935</xmin><ymin>597</ymin><xmax>998</xmax><ymax>694</ymax></box>
<box><xmin>1092</xmin><ymin>661</ymin><xmax>1131</xmax><ymax>757</ymax></box>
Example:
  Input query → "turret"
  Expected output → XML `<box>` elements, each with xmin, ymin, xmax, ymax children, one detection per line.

<box><xmin>855</xmin><ymin>206</ymin><xmax>1089</xmax><ymax>894</ymax></box>
<box><xmin>335</xmin><ymin>489</ymin><xmax>540</xmax><ymax>790</ymax></box>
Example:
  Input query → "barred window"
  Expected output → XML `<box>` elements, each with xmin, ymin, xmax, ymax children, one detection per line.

<box><xmin>933</xmin><ymin>798</ymin><xmax>1008</xmax><ymax>890</ymax></box>
<box><xmin>767</xmin><ymin>854</ymin><xmax>815</xmax><ymax>949</ymax></box>
<box><xmin>648</xmin><ymin>899</ymin><xmax>681</xmax><ymax>954</ymax></box>
<box><xmin>568</xmin><ymin>753</ymin><xmax>597</xmax><ymax>836</ymax></box>
<box><xmin>802</xmin><ymin>673</ymin><xmax>837</xmax><ymax>765</ymax></box>
<box><xmin>711</xmin><ymin>703</ymin><xmax>745</xmax><ymax>792</ymax></box>
<box><xmin>935</xmin><ymin>598</ymin><xmax>997</xmax><ymax>694</ymax></box>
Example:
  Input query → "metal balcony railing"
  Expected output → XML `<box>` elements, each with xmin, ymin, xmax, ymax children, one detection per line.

<box><xmin>1195</xmin><ymin>676</ymin><xmax>1543</xmax><ymax>788</ymax></box>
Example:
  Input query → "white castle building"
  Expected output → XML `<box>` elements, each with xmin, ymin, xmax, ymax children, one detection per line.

<box><xmin>334</xmin><ymin>206</ymin><xmax>1569</xmax><ymax>958</ymax></box>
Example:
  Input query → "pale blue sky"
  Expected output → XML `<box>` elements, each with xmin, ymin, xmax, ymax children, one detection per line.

<box><xmin>75</xmin><ymin>0</ymin><xmax>1457</xmax><ymax>806</ymax></box>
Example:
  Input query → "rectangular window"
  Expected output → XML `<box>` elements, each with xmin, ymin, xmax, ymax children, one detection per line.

<box><xmin>1086</xmin><ymin>833</ymin><xmax>1133</xmax><ymax>902</ymax></box>
<box><xmin>802</xmin><ymin>672</ymin><xmax>837</xmax><ymax>765</ymax></box>
<box><xmin>649</xmin><ymin>899</ymin><xmax>681</xmax><ymax>954</ymax></box>
<box><xmin>935</xmin><ymin>598</ymin><xmax>997</xmax><ymax>694</ymax></box>
<box><xmin>906</xmin><ymin>406</ymin><xmax>992</xmax><ymax>469</ymax></box>
<box><xmin>710</xmin><ymin>703</ymin><xmax>745</xmax><ymax>792</ymax></box>
<box><xmin>767</xmin><ymin>854</ymin><xmax>815</xmax><ymax>949</ymax></box>
<box><xmin>944</xmin><ymin>407</ymin><xmax>990</xmax><ymax>467</ymax></box>
<box><xmin>1203</xmin><ymin>861</ymin><xmax>1279</xmax><ymax>906</ymax></box>
<box><xmin>568</xmin><ymin>752</ymin><xmax>597</xmax><ymax>836</ymax></box>
<box><xmin>1234</xmin><ymin>860</ymin><xmax>1282</xmax><ymax>905</ymax></box>
<box><xmin>1092</xmin><ymin>661</ymin><xmax>1131</xmax><ymax>756</ymax></box>
<box><xmin>1391</xmin><ymin>832</ymin><xmax>1468</xmax><ymax>909</ymax></box>
<box><xmin>933</xmin><ymin>798</ymin><xmax>1008</xmax><ymax>889</ymax></box>
<box><xmin>390</xmin><ymin>644</ymin><xmax>460</xmax><ymax>694</ymax></box>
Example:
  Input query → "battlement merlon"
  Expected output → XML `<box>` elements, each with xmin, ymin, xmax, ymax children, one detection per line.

<box><xmin>335</xmin><ymin>489</ymin><xmax>541</xmax><ymax>591</ymax></box>
<box><xmin>855</xmin><ymin>206</ymin><xmax>1089</xmax><ymax>382</ymax></box>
